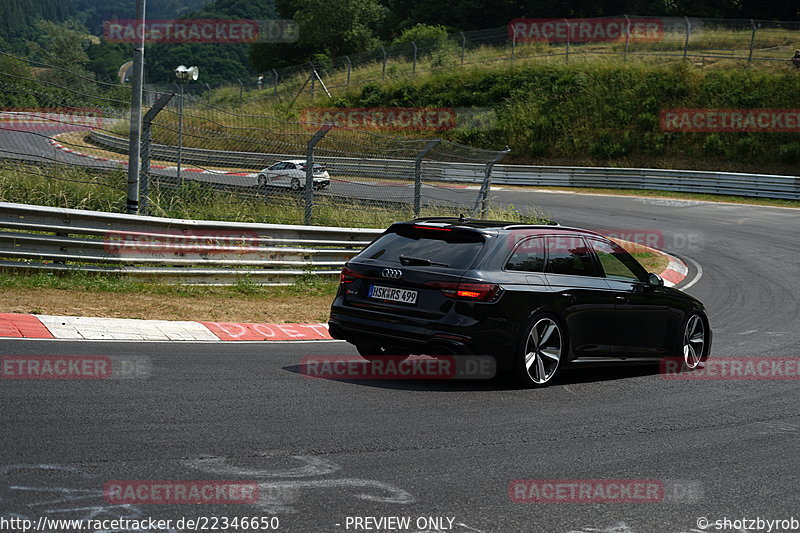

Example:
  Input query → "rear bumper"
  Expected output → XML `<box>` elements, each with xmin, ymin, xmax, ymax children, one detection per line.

<box><xmin>328</xmin><ymin>299</ymin><xmax>517</xmax><ymax>367</ymax></box>
<box><xmin>328</xmin><ymin>318</ymin><xmax>475</xmax><ymax>356</ymax></box>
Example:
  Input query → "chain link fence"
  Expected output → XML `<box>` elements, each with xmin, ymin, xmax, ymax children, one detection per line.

<box><xmin>0</xmin><ymin>51</ymin><xmax>511</xmax><ymax>227</ymax></box>
<box><xmin>191</xmin><ymin>15</ymin><xmax>800</xmax><ymax>105</ymax></box>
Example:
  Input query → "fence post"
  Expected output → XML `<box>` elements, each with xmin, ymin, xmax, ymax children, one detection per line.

<box><xmin>683</xmin><ymin>16</ymin><xmax>691</xmax><ymax>59</ymax></box>
<box><xmin>381</xmin><ymin>46</ymin><xmax>387</xmax><ymax>79</ymax></box>
<box><xmin>140</xmin><ymin>91</ymin><xmax>175</xmax><ymax>216</ymax></box>
<box><xmin>624</xmin><ymin>15</ymin><xmax>631</xmax><ymax>60</ymax></box>
<box><xmin>345</xmin><ymin>56</ymin><xmax>352</xmax><ymax>86</ymax></box>
<box><xmin>412</xmin><ymin>41</ymin><xmax>418</xmax><ymax>74</ymax></box>
<box><xmin>272</xmin><ymin>68</ymin><xmax>278</xmax><ymax>97</ymax></box>
<box><xmin>564</xmin><ymin>19</ymin><xmax>570</xmax><ymax>63</ymax></box>
<box><xmin>309</xmin><ymin>62</ymin><xmax>315</xmax><ymax>98</ymax></box>
<box><xmin>748</xmin><ymin>19</ymin><xmax>757</xmax><ymax>63</ymax></box>
<box><xmin>237</xmin><ymin>78</ymin><xmax>243</xmax><ymax>103</ymax></box>
<box><xmin>305</xmin><ymin>124</ymin><xmax>333</xmax><ymax>225</ymax></box>
<box><xmin>511</xmin><ymin>26</ymin><xmax>517</xmax><ymax>65</ymax></box>
<box><xmin>473</xmin><ymin>148</ymin><xmax>511</xmax><ymax>217</ymax></box>
<box><xmin>126</xmin><ymin>0</ymin><xmax>146</xmax><ymax>214</ymax></box>
<box><xmin>460</xmin><ymin>31</ymin><xmax>466</xmax><ymax>66</ymax></box>
<box><xmin>413</xmin><ymin>139</ymin><xmax>441</xmax><ymax>217</ymax></box>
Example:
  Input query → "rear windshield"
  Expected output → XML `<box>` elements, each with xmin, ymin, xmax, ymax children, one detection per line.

<box><xmin>355</xmin><ymin>226</ymin><xmax>485</xmax><ymax>270</ymax></box>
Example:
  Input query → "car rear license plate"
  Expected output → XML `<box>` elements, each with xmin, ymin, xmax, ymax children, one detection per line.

<box><xmin>368</xmin><ymin>285</ymin><xmax>418</xmax><ymax>305</ymax></box>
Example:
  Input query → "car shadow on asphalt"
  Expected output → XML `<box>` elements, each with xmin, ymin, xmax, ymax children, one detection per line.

<box><xmin>282</xmin><ymin>363</ymin><xmax>662</xmax><ymax>392</ymax></box>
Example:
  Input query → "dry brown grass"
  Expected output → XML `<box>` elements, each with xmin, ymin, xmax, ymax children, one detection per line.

<box><xmin>0</xmin><ymin>287</ymin><xmax>337</xmax><ymax>323</ymax></box>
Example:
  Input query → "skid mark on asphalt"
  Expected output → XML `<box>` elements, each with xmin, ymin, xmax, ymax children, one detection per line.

<box><xmin>0</xmin><ymin>458</ymin><xmax>415</xmax><ymax>528</ymax></box>
<box><xmin>184</xmin><ymin>452</ymin><xmax>414</xmax><ymax>514</ymax></box>
<box><xmin>0</xmin><ymin>464</ymin><xmax>180</xmax><ymax>533</ymax></box>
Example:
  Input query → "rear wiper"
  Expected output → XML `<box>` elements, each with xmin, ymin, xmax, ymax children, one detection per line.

<box><xmin>399</xmin><ymin>255</ymin><xmax>449</xmax><ymax>267</ymax></box>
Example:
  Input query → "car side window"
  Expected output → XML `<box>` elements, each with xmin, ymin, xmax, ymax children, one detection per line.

<box><xmin>589</xmin><ymin>239</ymin><xmax>646</xmax><ymax>281</ymax></box>
<box><xmin>269</xmin><ymin>162</ymin><xmax>285</xmax><ymax>170</ymax></box>
<box><xmin>505</xmin><ymin>237</ymin><xmax>545</xmax><ymax>272</ymax></box>
<box><xmin>285</xmin><ymin>163</ymin><xmax>296</xmax><ymax>170</ymax></box>
<box><xmin>545</xmin><ymin>235</ymin><xmax>600</xmax><ymax>277</ymax></box>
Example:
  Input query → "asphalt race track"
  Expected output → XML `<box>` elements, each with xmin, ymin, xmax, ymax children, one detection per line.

<box><xmin>2</xmin><ymin>126</ymin><xmax>800</xmax><ymax>532</ymax></box>
<box><xmin>2</xmin><ymin>191</ymin><xmax>799</xmax><ymax>532</ymax></box>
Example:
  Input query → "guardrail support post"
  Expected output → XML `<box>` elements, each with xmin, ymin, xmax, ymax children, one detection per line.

<box><xmin>305</xmin><ymin>124</ymin><xmax>333</xmax><ymax>225</ymax></box>
<box><xmin>683</xmin><ymin>16</ymin><xmax>691</xmax><ymax>59</ymax></box>
<box><xmin>748</xmin><ymin>19</ymin><xmax>757</xmax><ymax>63</ymax></box>
<box><xmin>473</xmin><ymin>148</ymin><xmax>511</xmax><ymax>217</ymax></box>
<box><xmin>460</xmin><ymin>32</ymin><xmax>466</xmax><ymax>66</ymax></box>
<box><xmin>381</xmin><ymin>47</ymin><xmax>387</xmax><ymax>79</ymax></box>
<box><xmin>413</xmin><ymin>139</ymin><xmax>441</xmax><ymax>217</ymax></box>
<box><xmin>412</xmin><ymin>42</ymin><xmax>418</xmax><ymax>74</ymax></box>
<box><xmin>345</xmin><ymin>56</ymin><xmax>352</xmax><ymax>86</ymax></box>
<box><xmin>272</xmin><ymin>69</ymin><xmax>278</xmax><ymax>97</ymax></box>
<box><xmin>140</xmin><ymin>91</ymin><xmax>175</xmax><ymax>216</ymax></box>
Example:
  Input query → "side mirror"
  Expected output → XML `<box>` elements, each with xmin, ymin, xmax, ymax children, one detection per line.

<box><xmin>648</xmin><ymin>273</ymin><xmax>664</xmax><ymax>287</ymax></box>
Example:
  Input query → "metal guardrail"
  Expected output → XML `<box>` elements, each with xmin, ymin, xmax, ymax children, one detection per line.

<box><xmin>91</xmin><ymin>131</ymin><xmax>800</xmax><ymax>201</ymax></box>
<box><xmin>0</xmin><ymin>202</ymin><xmax>383</xmax><ymax>285</ymax></box>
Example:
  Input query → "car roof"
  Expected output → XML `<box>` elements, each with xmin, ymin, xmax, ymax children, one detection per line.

<box><xmin>408</xmin><ymin>217</ymin><xmax>606</xmax><ymax>238</ymax></box>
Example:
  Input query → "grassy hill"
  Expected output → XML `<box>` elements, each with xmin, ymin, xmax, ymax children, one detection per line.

<box><xmin>205</xmin><ymin>34</ymin><xmax>800</xmax><ymax>176</ymax></box>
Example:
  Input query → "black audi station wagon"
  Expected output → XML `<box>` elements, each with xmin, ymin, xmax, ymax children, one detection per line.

<box><xmin>328</xmin><ymin>217</ymin><xmax>711</xmax><ymax>387</ymax></box>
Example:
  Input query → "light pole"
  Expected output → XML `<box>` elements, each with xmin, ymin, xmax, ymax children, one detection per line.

<box><xmin>174</xmin><ymin>65</ymin><xmax>198</xmax><ymax>186</ymax></box>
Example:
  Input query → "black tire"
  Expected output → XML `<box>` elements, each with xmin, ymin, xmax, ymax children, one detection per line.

<box><xmin>356</xmin><ymin>343</ymin><xmax>410</xmax><ymax>363</ymax></box>
<box><xmin>514</xmin><ymin>313</ymin><xmax>567</xmax><ymax>388</ymax></box>
<box><xmin>290</xmin><ymin>178</ymin><xmax>301</xmax><ymax>191</ymax></box>
<box><xmin>258</xmin><ymin>174</ymin><xmax>267</xmax><ymax>187</ymax></box>
<box><xmin>677</xmin><ymin>311</ymin><xmax>709</xmax><ymax>371</ymax></box>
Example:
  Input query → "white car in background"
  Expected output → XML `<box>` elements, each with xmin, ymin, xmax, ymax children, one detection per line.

<box><xmin>257</xmin><ymin>160</ymin><xmax>331</xmax><ymax>190</ymax></box>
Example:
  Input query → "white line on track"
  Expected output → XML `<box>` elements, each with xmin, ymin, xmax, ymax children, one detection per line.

<box><xmin>679</xmin><ymin>255</ymin><xmax>704</xmax><ymax>290</ymax></box>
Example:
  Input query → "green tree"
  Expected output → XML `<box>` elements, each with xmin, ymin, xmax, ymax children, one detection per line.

<box><xmin>25</xmin><ymin>19</ymin><xmax>99</xmax><ymax>97</ymax></box>
<box><xmin>391</xmin><ymin>24</ymin><xmax>449</xmax><ymax>46</ymax></box>
<box><xmin>27</xmin><ymin>19</ymin><xmax>92</xmax><ymax>71</ymax></box>
<box><xmin>250</xmin><ymin>0</ymin><xmax>384</xmax><ymax>71</ymax></box>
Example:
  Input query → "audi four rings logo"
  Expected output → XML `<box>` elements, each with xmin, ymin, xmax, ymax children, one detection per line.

<box><xmin>381</xmin><ymin>268</ymin><xmax>403</xmax><ymax>279</ymax></box>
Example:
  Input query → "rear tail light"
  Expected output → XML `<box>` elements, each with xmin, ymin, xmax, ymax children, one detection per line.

<box><xmin>424</xmin><ymin>281</ymin><xmax>500</xmax><ymax>302</ymax></box>
<box><xmin>339</xmin><ymin>266</ymin><xmax>367</xmax><ymax>284</ymax></box>
<box><xmin>340</xmin><ymin>267</ymin><xmax>356</xmax><ymax>284</ymax></box>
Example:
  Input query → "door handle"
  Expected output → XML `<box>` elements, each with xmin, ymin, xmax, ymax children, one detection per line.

<box><xmin>616</xmin><ymin>296</ymin><xmax>627</xmax><ymax>303</ymax></box>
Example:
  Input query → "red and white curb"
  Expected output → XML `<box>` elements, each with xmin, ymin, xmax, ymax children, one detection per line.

<box><xmin>660</xmin><ymin>255</ymin><xmax>689</xmax><ymax>287</ymax></box>
<box><xmin>48</xmin><ymin>134</ymin><xmax>258</xmax><ymax>177</ymax></box>
<box><xmin>0</xmin><ymin>313</ymin><xmax>333</xmax><ymax>341</ymax></box>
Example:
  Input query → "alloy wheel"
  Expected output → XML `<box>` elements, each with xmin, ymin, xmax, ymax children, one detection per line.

<box><xmin>523</xmin><ymin>318</ymin><xmax>562</xmax><ymax>385</ymax></box>
<box><xmin>683</xmin><ymin>314</ymin><xmax>705</xmax><ymax>369</ymax></box>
